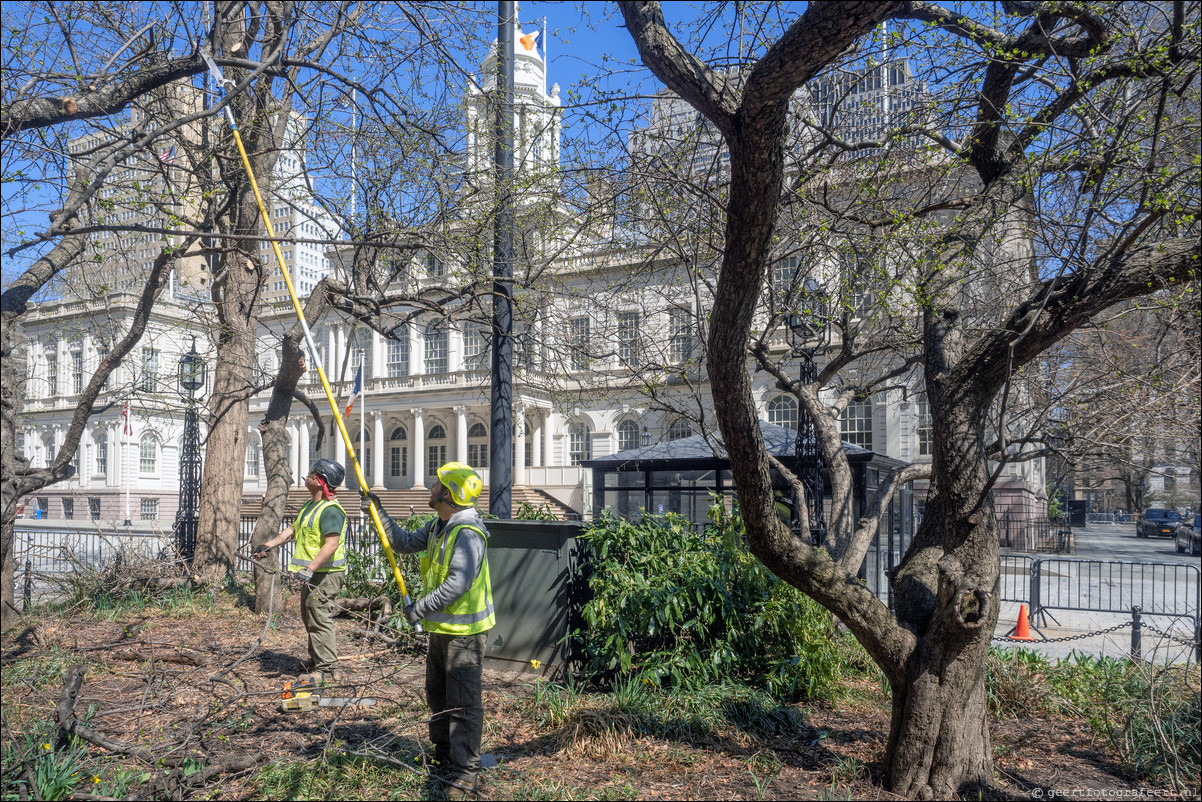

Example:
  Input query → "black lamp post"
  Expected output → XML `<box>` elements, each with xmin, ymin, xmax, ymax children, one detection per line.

<box><xmin>174</xmin><ymin>338</ymin><xmax>205</xmax><ymax>562</ymax></box>
<box><xmin>787</xmin><ymin>279</ymin><xmax>831</xmax><ymax>546</ymax></box>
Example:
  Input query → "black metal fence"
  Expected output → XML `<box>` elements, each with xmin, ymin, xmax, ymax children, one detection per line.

<box><xmin>997</xmin><ymin>512</ymin><xmax>1074</xmax><ymax>553</ymax></box>
<box><xmin>1031</xmin><ymin>558</ymin><xmax>1200</xmax><ymax>627</ymax></box>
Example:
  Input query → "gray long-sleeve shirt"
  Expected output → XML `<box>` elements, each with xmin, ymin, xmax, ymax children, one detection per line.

<box><xmin>384</xmin><ymin>507</ymin><xmax>488</xmax><ymax>619</ymax></box>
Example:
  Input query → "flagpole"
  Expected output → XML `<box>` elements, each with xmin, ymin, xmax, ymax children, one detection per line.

<box><xmin>359</xmin><ymin>354</ymin><xmax>366</xmax><ymax>532</ymax></box>
<box><xmin>123</xmin><ymin>405</ymin><xmax>132</xmax><ymax>527</ymax></box>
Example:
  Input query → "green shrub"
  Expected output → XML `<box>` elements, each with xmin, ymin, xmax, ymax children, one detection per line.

<box><xmin>577</xmin><ymin>504</ymin><xmax>850</xmax><ymax>700</ymax></box>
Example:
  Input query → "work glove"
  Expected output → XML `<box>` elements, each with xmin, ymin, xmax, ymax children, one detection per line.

<box><xmin>252</xmin><ymin>546</ymin><xmax>269</xmax><ymax>561</ymax></box>
<box><xmin>294</xmin><ymin>568</ymin><xmax>314</xmax><ymax>587</ymax></box>
<box><xmin>403</xmin><ymin>603</ymin><xmax>422</xmax><ymax>627</ymax></box>
<box><xmin>360</xmin><ymin>490</ymin><xmax>384</xmax><ymax>515</ymax></box>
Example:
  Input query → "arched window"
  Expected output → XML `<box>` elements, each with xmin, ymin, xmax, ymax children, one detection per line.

<box><xmin>94</xmin><ymin>433</ymin><xmax>107</xmax><ymax>477</ymax></box>
<box><xmin>569</xmin><ymin>423</ymin><xmax>591</xmax><ymax>465</ymax></box>
<box><xmin>768</xmin><ymin>395</ymin><xmax>798</xmax><ymax>430</ymax></box>
<box><xmin>245</xmin><ymin>435</ymin><xmax>260</xmax><ymax>478</ymax></box>
<box><xmin>425</xmin><ymin>321</ymin><xmax>448</xmax><ymax>373</ymax></box>
<box><xmin>617</xmin><ymin>419</ymin><xmax>641</xmax><ymax>453</ymax></box>
<box><xmin>390</xmin><ymin>427</ymin><xmax>407</xmax><ymax>478</ymax></box>
<box><xmin>427</xmin><ymin>424</ymin><xmax>447</xmax><ymax>475</ymax></box>
<box><xmin>468</xmin><ymin>422</ymin><xmax>488</xmax><ymax>468</ymax></box>
<box><xmin>139</xmin><ymin>433</ymin><xmax>157</xmax><ymax>474</ymax></box>
<box><xmin>667</xmin><ymin>419</ymin><xmax>694</xmax><ymax>441</ymax></box>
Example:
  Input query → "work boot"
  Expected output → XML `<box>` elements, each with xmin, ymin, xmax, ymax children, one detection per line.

<box><xmin>445</xmin><ymin>779</ymin><xmax>478</xmax><ymax>801</ymax></box>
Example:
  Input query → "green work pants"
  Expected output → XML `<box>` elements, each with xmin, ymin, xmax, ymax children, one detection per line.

<box><xmin>299</xmin><ymin>570</ymin><xmax>345</xmax><ymax>674</ymax></box>
<box><xmin>426</xmin><ymin>631</ymin><xmax>487</xmax><ymax>786</ymax></box>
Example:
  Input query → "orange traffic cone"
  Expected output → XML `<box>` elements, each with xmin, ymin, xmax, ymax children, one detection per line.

<box><xmin>1012</xmin><ymin>604</ymin><xmax>1034</xmax><ymax>641</ymax></box>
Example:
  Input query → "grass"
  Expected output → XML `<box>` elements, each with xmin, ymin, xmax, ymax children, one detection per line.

<box><xmin>247</xmin><ymin>752</ymin><xmax>426</xmax><ymax>801</ymax></box>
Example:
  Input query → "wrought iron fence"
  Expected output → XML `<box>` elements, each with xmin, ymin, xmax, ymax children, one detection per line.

<box><xmin>997</xmin><ymin>512</ymin><xmax>1074</xmax><ymax>553</ymax></box>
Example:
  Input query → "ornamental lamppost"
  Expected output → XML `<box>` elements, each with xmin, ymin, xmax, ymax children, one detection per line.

<box><xmin>174</xmin><ymin>338</ymin><xmax>206</xmax><ymax>562</ymax></box>
<box><xmin>788</xmin><ymin>279</ymin><xmax>832</xmax><ymax>546</ymax></box>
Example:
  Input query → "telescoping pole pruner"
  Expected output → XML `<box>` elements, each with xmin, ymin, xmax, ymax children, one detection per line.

<box><xmin>202</xmin><ymin>52</ymin><xmax>420</xmax><ymax>632</ymax></box>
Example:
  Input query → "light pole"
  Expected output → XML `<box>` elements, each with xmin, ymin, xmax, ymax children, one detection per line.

<box><xmin>174</xmin><ymin>338</ymin><xmax>205</xmax><ymax>562</ymax></box>
<box><xmin>788</xmin><ymin>279</ymin><xmax>831</xmax><ymax>546</ymax></box>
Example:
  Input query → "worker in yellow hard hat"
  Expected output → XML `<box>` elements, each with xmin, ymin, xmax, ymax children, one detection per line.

<box><xmin>363</xmin><ymin>462</ymin><xmax>492</xmax><ymax>800</ymax></box>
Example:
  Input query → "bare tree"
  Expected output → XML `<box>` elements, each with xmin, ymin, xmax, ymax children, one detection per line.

<box><xmin>617</xmin><ymin>0</ymin><xmax>1199</xmax><ymax>795</ymax></box>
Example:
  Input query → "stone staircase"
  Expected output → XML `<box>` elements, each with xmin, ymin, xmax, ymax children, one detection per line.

<box><xmin>239</xmin><ymin>485</ymin><xmax>578</xmax><ymax>520</ymax></box>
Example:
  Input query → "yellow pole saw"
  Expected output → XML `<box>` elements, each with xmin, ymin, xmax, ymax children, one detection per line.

<box><xmin>201</xmin><ymin>51</ymin><xmax>419</xmax><ymax>632</ymax></box>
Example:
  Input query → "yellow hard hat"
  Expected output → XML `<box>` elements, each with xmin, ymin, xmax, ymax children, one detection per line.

<box><xmin>437</xmin><ymin>462</ymin><xmax>483</xmax><ymax>507</ymax></box>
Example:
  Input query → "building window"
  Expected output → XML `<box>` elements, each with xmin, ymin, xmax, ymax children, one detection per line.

<box><xmin>463</xmin><ymin>324</ymin><xmax>488</xmax><ymax>371</ymax></box>
<box><xmin>62</xmin><ymin>498</ymin><xmax>74</xmax><ymax>520</ymax></box>
<box><xmin>767</xmin><ymin>395</ymin><xmax>798</xmax><ymax>430</ymax></box>
<box><xmin>617</xmin><ymin>419</ymin><xmax>641</xmax><ymax>453</ymax></box>
<box><xmin>71</xmin><ymin>351</ymin><xmax>83</xmax><ymax>394</ymax></box>
<box><xmin>89</xmin><ymin>497</ymin><xmax>101</xmax><ymax>520</ymax></box>
<box><xmin>95</xmin><ymin>434</ymin><xmax>107</xmax><ymax>476</ymax></box>
<box><xmin>916</xmin><ymin>394</ymin><xmax>933</xmax><ymax>456</ymax></box>
<box><xmin>45</xmin><ymin>353</ymin><xmax>57</xmax><ymax>397</ymax></box>
<box><xmin>771</xmin><ymin>256</ymin><xmax>800</xmax><ymax>309</ymax></box>
<box><xmin>140</xmin><ymin>498</ymin><xmax>158</xmax><ymax>520</ymax></box>
<box><xmin>139</xmin><ymin>434</ymin><xmax>157</xmax><ymax>473</ymax></box>
<box><xmin>387</xmin><ymin>331</ymin><xmax>409</xmax><ymax>377</ymax></box>
<box><xmin>140</xmin><ymin>347</ymin><xmax>159</xmax><ymax>392</ymax></box>
<box><xmin>37</xmin><ymin>498</ymin><xmax>49</xmax><ymax>519</ymax></box>
<box><xmin>350</xmin><ymin>328</ymin><xmax>373</xmax><ymax>378</ymax></box>
<box><xmin>245</xmin><ymin>436</ymin><xmax>261</xmax><ymax>478</ymax></box>
<box><xmin>667</xmin><ymin>419</ymin><xmax>693</xmax><ymax>441</ymax></box>
<box><xmin>841</xmin><ymin>397</ymin><xmax>874</xmax><ymax>449</ymax></box>
<box><xmin>570</xmin><ymin>317</ymin><xmax>590</xmax><ymax>371</ymax></box>
<box><xmin>669</xmin><ymin>308</ymin><xmax>694</xmax><ymax>364</ymax></box>
<box><xmin>617</xmin><ymin>312</ymin><xmax>640</xmax><ymax>365</ymax></box>
<box><xmin>425</xmin><ymin>252</ymin><xmax>444</xmax><ymax>278</ymax></box>
<box><xmin>569</xmin><ymin>423</ymin><xmax>591</xmax><ymax>465</ymax></box>
<box><xmin>467</xmin><ymin>422</ymin><xmax>488</xmax><ymax>468</ymax></box>
<box><xmin>427</xmin><ymin>425</ymin><xmax>447</xmax><ymax>476</ymax></box>
<box><xmin>424</xmin><ymin>321</ymin><xmax>448</xmax><ymax>374</ymax></box>
<box><xmin>391</xmin><ymin>446</ymin><xmax>407</xmax><ymax>477</ymax></box>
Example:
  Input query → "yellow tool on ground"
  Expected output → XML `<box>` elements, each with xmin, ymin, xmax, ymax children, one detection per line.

<box><xmin>202</xmin><ymin>51</ymin><xmax>419</xmax><ymax>631</ymax></box>
<box><xmin>280</xmin><ymin>679</ymin><xmax>377</xmax><ymax>712</ymax></box>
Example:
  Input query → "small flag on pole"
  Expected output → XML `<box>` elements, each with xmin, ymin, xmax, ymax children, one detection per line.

<box><xmin>158</xmin><ymin>146</ymin><xmax>175</xmax><ymax>164</ymax></box>
<box><xmin>520</xmin><ymin>29</ymin><xmax>544</xmax><ymax>58</ymax></box>
<box><xmin>122</xmin><ymin>401</ymin><xmax>133</xmax><ymax>435</ymax></box>
<box><xmin>343</xmin><ymin>365</ymin><xmax>363</xmax><ymax>417</ymax></box>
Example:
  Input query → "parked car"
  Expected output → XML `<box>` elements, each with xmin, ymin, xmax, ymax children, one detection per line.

<box><xmin>1137</xmin><ymin>507</ymin><xmax>1183</xmax><ymax>538</ymax></box>
<box><xmin>1175</xmin><ymin>513</ymin><xmax>1200</xmax><ymax>555</ymax></box>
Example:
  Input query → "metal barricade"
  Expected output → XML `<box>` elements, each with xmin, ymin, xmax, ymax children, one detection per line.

<box><xmin>999</xmin><ymin>553</ymin><xmax>1032</xmax><ymax>603</ymax></box>
<box><xmin>1032</xmin><ymin>558</ymin><xmax>1200</xmax><ymax>628</ymax></box>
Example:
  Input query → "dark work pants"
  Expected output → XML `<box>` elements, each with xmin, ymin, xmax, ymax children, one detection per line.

<box><xmin>299</xmin><ymin>570</ymin><xmax>345</xmax><ymax>675</ymax></box>
<box><xmin>426</xmin><ymin>631</ymin><xmax>486</xmax><ymax>785</ymax></box>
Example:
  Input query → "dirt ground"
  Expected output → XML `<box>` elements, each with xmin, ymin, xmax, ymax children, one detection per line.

<box><xmin>1</xmin><ymin>595</ymin><xmax>1195</xmax><ymax>801</ymax></box>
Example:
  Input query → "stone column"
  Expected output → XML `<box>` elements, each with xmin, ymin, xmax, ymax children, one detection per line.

<box><xmin>543</xmin><ymin>411</ymin><xmax>555</xmax><ymax>467</ymax></box>
<box><xmin>372</xmin><ymin>411</ymin><xmax>385</xmax><ymax>489</ymax></box>
<box><xmin>411</xmin><ymin>408</ymin><xmax>425</xmax><ymax>488</ymax></box>
<box><xmin>298</xmin><ymin>424</ymin><xmax>310</xmax><ymax>485</ymax></box>
<box><xmin>532</xmin><ymin>413</ymin><xmax>543</xmax><ymax>468</ymax></box>
<box><xmin>514</xmin><ymin>404</ymin><xmax>527</xmax><ymax>485</ymax></box>
<box><xmin>455</xmin><ymin>406</ymin><xmax>468</xmax><ymax>464</ymax></box>
<box><xmin>371</xmin><ymin>330</ymin><xmax>384</xmax><ymax>379</ymax></box>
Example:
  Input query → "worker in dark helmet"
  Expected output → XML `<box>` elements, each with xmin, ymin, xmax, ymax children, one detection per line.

<box><xmin>254</xmin><ymin>458</ymin><xmax>348</xmax><ymax>685</ymax></box>
<box><xmin>362</xmin><ymin>461</ymin><xmax>493</xmax><ymax>800</ymax></box>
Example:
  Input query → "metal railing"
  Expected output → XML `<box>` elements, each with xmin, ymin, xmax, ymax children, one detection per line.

<box><xmin>1031</xmin><ymin>558</ymin><xmax>1199</xmax><ymax>628</ymax></box>
<box><xmin>1086</xmin><ymin>512</ymin><xmax>1134</xmax><ymax>525</ymax></box>
<box><xmin>997</xmin><ymin>512</ymin><xmax>1074</xmax><ymax>553</ymax></box>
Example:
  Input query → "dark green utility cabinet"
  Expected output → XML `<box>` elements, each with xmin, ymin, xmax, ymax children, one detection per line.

<box><xmin>482</xmin><ymin>520</ymin><xmax>588</xmax><ymax>676</ymax></box>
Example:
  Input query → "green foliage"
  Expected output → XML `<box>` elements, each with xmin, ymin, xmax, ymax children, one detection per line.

<box><xmin>0</xmin><ymin>712</ymin><xmax>137</xmax><ymax>801</ymax></box>
<box><xmin>514</xmin><ymin>501</ymin><xmax>560</xmax><ymax>521</ymax></box>
<box><xmin>247</xmin><ymin>752</ymin><xmax>423</xmax><ymax>801</ymax></box>
<box><xmin>577</xmin><ymin>505</ymin><xmax>852</xmax><ymax>701</ymax></box>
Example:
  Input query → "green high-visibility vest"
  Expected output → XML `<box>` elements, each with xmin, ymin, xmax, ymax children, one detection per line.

<box><xmin>420</xmin><ymin>523</ymin><xmax>494</xmax><ymax>636</ymax></box>
<box><xmin>289</xmin><ymin>498</ymin><xmax>347</xmax><ymax>573</ymax></box>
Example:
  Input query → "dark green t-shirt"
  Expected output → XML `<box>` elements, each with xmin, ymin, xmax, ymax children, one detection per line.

<box><xmin>318</xmin><ymin>505</ymin><xmax>346</xmax><ymax>537</ymax></box>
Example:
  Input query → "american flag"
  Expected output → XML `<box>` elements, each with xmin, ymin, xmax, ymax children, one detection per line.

<box><xmin>158</xmin><ymin>146</ymin><xmax>175</xmax><ymax>164</ymax></box>
<box><xmin>122</xmin><ymin>401</ymin><xmax>133</xmax><ymax>435</ymax></box>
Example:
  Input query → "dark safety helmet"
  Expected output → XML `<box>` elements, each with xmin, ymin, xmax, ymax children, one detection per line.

<box><xmin>309</xmin><ymin>458</ymin><xmax>345</xmax><ymax>489</ymax></box>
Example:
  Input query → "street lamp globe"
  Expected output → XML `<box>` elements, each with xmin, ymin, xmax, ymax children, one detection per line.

<box><xmin>178</xmin><ymin>338</ymin><xmax>206</xmax><ymax>397</ymax></box>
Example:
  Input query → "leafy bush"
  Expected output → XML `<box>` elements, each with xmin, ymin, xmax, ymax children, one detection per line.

<box><xmin>577</xmin><ymin>505</ymin><xmax>851</xmax><ymax>700</ymax></box>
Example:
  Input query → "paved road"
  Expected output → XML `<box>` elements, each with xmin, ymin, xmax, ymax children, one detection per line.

<box><xmin>994</xmin><ymin>522</ymin><xmax>1200</xmax><ymax>664</ymax></box>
